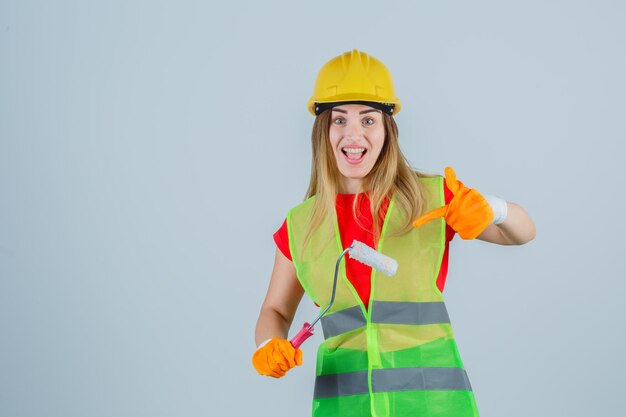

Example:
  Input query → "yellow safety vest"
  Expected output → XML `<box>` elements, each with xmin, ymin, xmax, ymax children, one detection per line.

<box><xmin>287</xmin><ymin>176</ymin><xmax>480</xmax><ymax>417</ymax></box>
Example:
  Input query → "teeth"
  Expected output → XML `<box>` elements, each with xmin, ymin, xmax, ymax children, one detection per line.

<box><xmin>343</xmin><ymin>148</ymin><xmax>365</xmax><ymax>153</ymax></box>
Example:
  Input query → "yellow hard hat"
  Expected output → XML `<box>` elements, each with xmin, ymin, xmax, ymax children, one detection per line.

<box><xmin>307</xmin><ymin>49</ymin><xmax>401</xmax><ymax>116</ymax></box>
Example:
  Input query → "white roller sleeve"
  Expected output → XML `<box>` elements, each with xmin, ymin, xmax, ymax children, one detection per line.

<box><xmin>483</xmin><ymin>194</ymin><xmax>508</xmax><ymax>225</ymax></box>
<box><xmin>349</xmin><ymin>240</ymin><xmax>398</xmax><ymax>277</ymax></box>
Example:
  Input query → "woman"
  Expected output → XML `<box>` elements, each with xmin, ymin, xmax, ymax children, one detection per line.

<box><xmin>252</xmin><ymin>49</ymin><xmax>535</xmax><ymax>417</ymax></box>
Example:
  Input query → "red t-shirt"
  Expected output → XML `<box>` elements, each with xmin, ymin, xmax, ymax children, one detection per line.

<box><xmin>274</xmin><ymin>183</ymin><xmax>455</xmax><ymax>309</ymax></box>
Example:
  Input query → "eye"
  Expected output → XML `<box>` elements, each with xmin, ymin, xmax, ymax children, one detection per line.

<box><xmin>362</xmin><ymin>117</ymin><xmax>375</xmax><ymax>126</ymax></box>
<box><xmin>333</xmin><ymin>117</ymin><xmax>346</xmax><ymax>125</ymax></box>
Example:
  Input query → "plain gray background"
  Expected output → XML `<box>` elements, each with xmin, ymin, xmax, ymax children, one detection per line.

<box><xmin>1</xmin><ymin>1</ymin><xmax>625</xmax><ymax>416</ymax></box>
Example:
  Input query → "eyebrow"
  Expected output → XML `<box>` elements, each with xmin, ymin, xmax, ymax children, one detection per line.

<box><xmin>332</xmin><ymin>108</ymin><xmax>382</xmax><ymax>115</ymax></box>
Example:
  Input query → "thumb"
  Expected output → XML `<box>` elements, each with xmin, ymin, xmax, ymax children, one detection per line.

<box><xmin>444</xmin><ymin>166</ymin><xmax>462</xmax><ymax>195</ymax></box>
<box><xmin>412</xmin><ymin>206</ymin><xmax>447</xmax><ymax>228</ymax></box>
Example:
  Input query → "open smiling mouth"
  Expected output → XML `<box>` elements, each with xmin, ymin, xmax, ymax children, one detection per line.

<box><xmin>342</xmin><ymin>147</ymin><xmax>367</xmax><ymax>162</ymax></box>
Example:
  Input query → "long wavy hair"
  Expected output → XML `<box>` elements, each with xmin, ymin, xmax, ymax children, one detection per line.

<box><xmin>304</xmin><ymin>109</ymin><xmax>433</xmax><ymax>246</ymax></box>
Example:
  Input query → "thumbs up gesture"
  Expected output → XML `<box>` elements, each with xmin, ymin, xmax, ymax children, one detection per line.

<box><xmin>412</xmin><ymin>167</ymin><xmax>494</xmax><ymax>240</ymax></box>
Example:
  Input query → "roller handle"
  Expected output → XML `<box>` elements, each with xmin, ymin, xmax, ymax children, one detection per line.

<box><xmin>289</xmin><ymin>322</ymin><xmax>314</xmax><ymax>349</ymax></box>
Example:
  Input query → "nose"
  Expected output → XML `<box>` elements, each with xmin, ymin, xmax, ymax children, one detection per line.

<box><xmin>345</xmin><ymin>119</ymin><xmax>364</xmax><ymax>139</ymax></box>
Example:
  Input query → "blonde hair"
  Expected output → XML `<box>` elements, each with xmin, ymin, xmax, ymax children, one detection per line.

<box><xmin>304</xmin><ymin>109</ymin><xmax>433</xmax><ymax>246</ymax></box>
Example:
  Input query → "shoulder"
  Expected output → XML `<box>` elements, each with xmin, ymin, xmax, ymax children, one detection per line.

<box><xmin>286</xmin><ymin>196</ymin><xmax>317</xmax><ymax>229</ymax></box>
<box><xmin>412</xmin><ymin>172</ymin><xmax>449</xmax><ymax>209</ymax></box>
<box><xmin>419</xmin><ymin>172</ymin><xmax>451</xmax><ymax>203</ymax></box>
<box><xmin>287</xmin><ymin>195</ymin><xmax>316</xmax><ymax>215</ymax></box>
<box><xmin>414</xmin><ymin>172</ymin><xmax>445</xmax><ymax>194</ymax></box>
<box><xmin>414</xmin><ymin>171</ymin><xmax>444</xmax><ymax>186</ymax></box>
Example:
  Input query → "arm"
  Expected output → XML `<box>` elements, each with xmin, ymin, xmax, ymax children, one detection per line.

<box><xmin>476</xmin><ymin>201</ymin><xmax>536</xmax><ymax>245</ymax></box>
<box><xmin>254</xmin><ymin>248</ymin><xmax>304</xmax><ymax>346</ymax></box>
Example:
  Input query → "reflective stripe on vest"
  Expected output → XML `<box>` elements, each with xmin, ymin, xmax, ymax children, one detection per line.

<box><xmin>321</xmin><ymin>301</ymin><xmax>451</xmax><ymax>339</ymax></box>
<box><xmin>314</xmin><ymin>367</ymin><xmax>472</xmax><ymax>399</ymax></box>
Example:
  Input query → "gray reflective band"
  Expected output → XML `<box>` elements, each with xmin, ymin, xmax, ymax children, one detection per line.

<box><xmin>320</xmin><ymin>302</ymin><xmax>450</xmax><ymax>339</ymax></box>
<box><xmin>372</xmin><ymin>367</ymin><xmax>472</xmax><ymax>392</ymax></box>
<box><xmin>321</xmin><ymin>306</ymin><xmax>366</xmax><ymax>339</ymax></box>
<box><xmin>314</xmin><ymin>367</ymin><xmax>472</xmax><ymax>399</ymax></box>
<box><xmin>371</xmin><ymin>301</ymin><xmax>450</xmax><ymax>326</ymax></box>
<box><xmin>314</xmin><ymin>370</ymin><xmax>369</xmax><ymax>399</ymax></box>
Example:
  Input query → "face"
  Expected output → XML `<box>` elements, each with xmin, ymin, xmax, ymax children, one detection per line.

<box><xmin>328</xmin><ymin>104</ymin><xmax>385</xmax><ymax>193</ymax></box>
